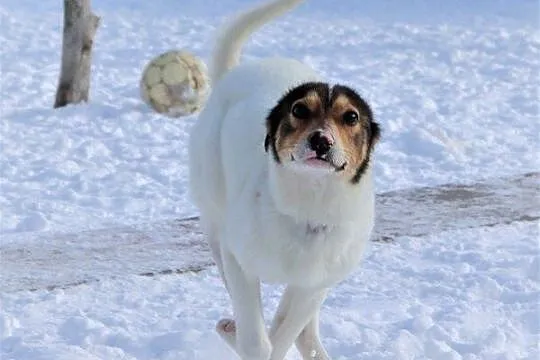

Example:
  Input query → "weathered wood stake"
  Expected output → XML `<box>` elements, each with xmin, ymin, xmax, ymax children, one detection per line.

<box><xmin>54</xmin><ymin>0</ymin><xmax>100</xmax><ymax>108</ymax></box>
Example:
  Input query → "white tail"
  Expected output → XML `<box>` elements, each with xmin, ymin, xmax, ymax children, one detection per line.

<box><xmin>210</xmin><ymin>0</ymin><xmax>305</xmax><ymax>83</ymax></box>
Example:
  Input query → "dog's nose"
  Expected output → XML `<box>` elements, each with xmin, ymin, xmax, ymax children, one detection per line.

<box><xmin>309</xmin><ymin>131</ymin><xmax>333</xmax><ymax>157</ymax></box>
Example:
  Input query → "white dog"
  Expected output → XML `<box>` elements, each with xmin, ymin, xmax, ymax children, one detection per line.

<box><xmin>188</xmin><ymin>0</ymin><xmax>380</xmax><ymax>359</ymax></box>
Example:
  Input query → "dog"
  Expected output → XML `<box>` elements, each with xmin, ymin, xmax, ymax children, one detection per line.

<box><xmin>188</xmin><ymin>0</ymin><xmax>380</xmax><ymax>359</ymax></box>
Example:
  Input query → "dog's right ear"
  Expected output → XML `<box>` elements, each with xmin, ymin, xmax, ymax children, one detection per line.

<box><xmin>264</xmin><ymin>134</ymin><xmax>270</xmax><ymax>152</ymax></box>
<box><xmin>265</xmin><ymin>108</ymin><xmax>282</xmax><ymax>162</ymax></box>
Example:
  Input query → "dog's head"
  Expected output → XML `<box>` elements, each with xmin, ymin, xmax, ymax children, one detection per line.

<box><xmin>265</xmin><ymin>82</ymin><xmax>380</xmax><ymax>183</ymax></box>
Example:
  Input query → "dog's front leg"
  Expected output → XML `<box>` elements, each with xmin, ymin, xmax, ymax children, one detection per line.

<box><xmin>269</xmin><ymin>286</ymin><xmax>328</xmax><ymax>360</ymax></box>
<box><xmin>219</xmin><ymin>248</ymin><xmax>271</xmax><ymax>360</ymax></box>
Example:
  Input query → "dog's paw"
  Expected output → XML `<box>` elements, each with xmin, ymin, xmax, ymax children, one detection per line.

<box><xmin>216</xmin><ymin>318</ymin><xmax>272</xmax><ymax>360</ymax></box>
<box><xmin>302</xmin><ymin>349</ymin><xmax>331</xmax><ymax>360</ymax></box>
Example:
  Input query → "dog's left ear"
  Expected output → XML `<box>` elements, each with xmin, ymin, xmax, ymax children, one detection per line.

<box><xmin>370</xmin><ymin>121</ymin><xmax>381</xmax><ymax>147</ymax></box>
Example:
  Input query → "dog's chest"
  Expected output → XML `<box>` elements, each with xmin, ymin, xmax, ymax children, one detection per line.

<box><xmin>229</xmin><ymin>207</ymin><xmax>367</xmax><ymax>288</ymax></box>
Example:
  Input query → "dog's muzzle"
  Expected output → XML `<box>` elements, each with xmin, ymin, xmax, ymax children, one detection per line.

<box><xmin>290</xmin><ymin>131</ymin><xmax>347</xmax><ymax>173</ymax></box>
<box><xmin>308</xmin><ymin>131</ymin><xmax>333</xmax><ymax>158</ymax></box>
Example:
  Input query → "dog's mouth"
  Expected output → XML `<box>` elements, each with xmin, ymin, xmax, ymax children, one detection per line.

<box><xmin>290</xmin><ymin>153</ymin><xmax>346</xmax><ymax>172</ymax></box>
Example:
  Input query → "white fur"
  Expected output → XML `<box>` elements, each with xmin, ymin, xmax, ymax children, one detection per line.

<box><xmin>210</xmin><ymin>0</ymin><xmax>306</xmax><ymax>82</ymax></box>
<box><xmin>188</xmin><ymin>1</ymin><xmax>375</xmax><ymax>359</ymax></box>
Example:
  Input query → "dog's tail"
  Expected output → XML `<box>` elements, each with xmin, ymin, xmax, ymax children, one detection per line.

<box><xmin>210</xmin><ymin>0</ymin><xmax>305</xmax><ymax>83</ymax></box>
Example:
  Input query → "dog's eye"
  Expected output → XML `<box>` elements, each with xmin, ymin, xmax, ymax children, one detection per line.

<box><xmin>291</xmin><ymin>103</ymin><xmax>311</xmax><ymax>119</ymax></box>
<box><xmin>343</xmin><ymin>111</ymin><xmax>359</xmax><ymax>126</ymax></box>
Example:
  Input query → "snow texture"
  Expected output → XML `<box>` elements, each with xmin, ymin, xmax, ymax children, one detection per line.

<box><xmin>1</xmin><ymin>173</ymin><xmax>537</xmax><ymax>293</ymax></box>
<box><xmin>1</xmin><ymin>0</ymin><xmax>538</xmax><ymax>235</ymax></box>
<box><xmin>1</xmin><ymin>223</ymin><xmax>538</xmax><ymax>359</ymax></box>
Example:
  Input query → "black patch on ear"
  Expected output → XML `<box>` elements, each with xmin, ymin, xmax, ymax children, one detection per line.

<box><xmin>264</xmin><ymin>134</ymin><xmax>271</xmax><ymax>152</ymax></box>
<box><xmin>370</xmin><ymin>121</ymin><xmax>381</xmax><ymax>145</ymax></box>
<box><xmin>265</xmin><ymin>82</ymin><xmax>330</xmax><ymax>163</ymax></box>
<box><xmin>330</xmin><ymin>85</ymin><xmax>381</xmax><ymax>184</ymax></box>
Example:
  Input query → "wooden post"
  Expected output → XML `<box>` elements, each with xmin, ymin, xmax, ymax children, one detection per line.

<box><xmin>54</xmin><ymin>0</ymin><xmax>100</xmax><ymax>108</ymax></box>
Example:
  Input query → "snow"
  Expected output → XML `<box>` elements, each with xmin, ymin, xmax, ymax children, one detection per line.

<box><xmin>1</xmin><ymin>0</ymin><xmax>539</xmax><ymax>359</ymax></box>
<box><xmin>2</xmin><ymin>223</ymin><xmax>538</xmax><ymax>359</ymax></box>
<box><xmin>1</xmin><ymin>173</ymin><xmax>537</xmax><ymax>293</ymax></box>
<box><xmin>1</xmin><ymin>0</ymin><xmax>538</xmax><ymax>234</ymax></box>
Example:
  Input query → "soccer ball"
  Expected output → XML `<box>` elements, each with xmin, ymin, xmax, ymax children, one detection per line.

<box><xmin>140</xmin><ymin>50</ymin><xmax>209</xmax><ymax>117</ymax></box>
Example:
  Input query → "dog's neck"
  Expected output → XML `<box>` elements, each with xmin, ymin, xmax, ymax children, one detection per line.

<box><xmin>267</xmin><ymin>159</ymin><xmax>374</xmax><ymax>226</ymax></box>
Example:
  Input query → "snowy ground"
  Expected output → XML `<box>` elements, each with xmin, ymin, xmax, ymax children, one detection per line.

<box><xmin>1</xmin><ymin>172</ymin><xmax>537</xmax><ymax>293</ymax></box>
<box><xmin>1</xmin><ymin>0</ymin><xmax>538</xmax><ymax>234</ymax></box>
<box><xmin>2</xmin><ymin>223</ymin><xmax>538</xmax><ymax>360</ymax></box>
<box><xmin>1</xmin><ymin>0</ymin><xmax>539</xmax><ymax>359</ymax></box>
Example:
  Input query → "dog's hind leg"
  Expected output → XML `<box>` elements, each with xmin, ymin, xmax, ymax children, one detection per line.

<box><xmin>268</xmin><ymin>286</ymin><xmax>328</xmax><ymax>360</ymax></box>
<box><xmin>295</xmin><ymin>310</ymin><xmax>330</xmax><ymax>360</ymax></box>
<box><xmin>217</xmin><ymin>248</ymin><xmax>271</xmax><ymax>360</ymax></box>
<box><xmin>204</xmin><ymin>222</ymin><xmax>230</xmax><ymax>293</ymax></box>
<box><xmin>204</xmin><ymin>223</ymin><xmax>243</xmax><ymax>351</ymax></box>
<box><xmin>269</xmin><ymin>308</ymin><xmax>329</xmax><ymax>360</ymax></box>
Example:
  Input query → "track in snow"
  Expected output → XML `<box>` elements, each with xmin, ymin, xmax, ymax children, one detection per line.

<box><xmin>1</xmin><ymin>172</ymin><xmax>537</xmax><ymax>292</ymax></box>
